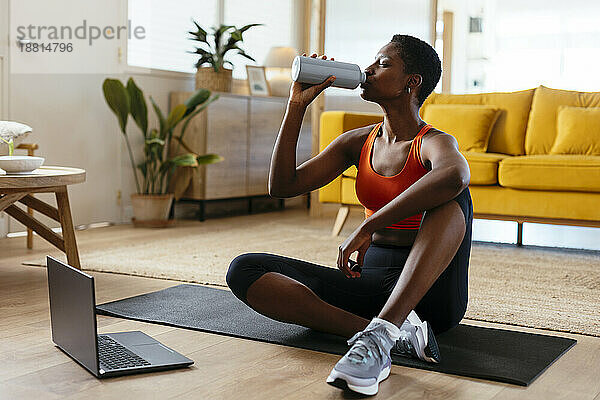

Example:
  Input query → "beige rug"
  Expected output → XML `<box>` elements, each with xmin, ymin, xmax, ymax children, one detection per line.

<box><xmin>25</xmin><ymin>210</ymin><xmax>600</xmax><ymax>337</ymax></box>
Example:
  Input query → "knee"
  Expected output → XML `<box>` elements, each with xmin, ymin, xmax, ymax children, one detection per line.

<box><xmin>423</xmin><ymin>200</ymin><xmax>466</xmax><ymax>237</ymax></box>
<box><xmin>226</xmin><ymin>253</ymin><xmax>265</xmax><ymax>297</ymax></box>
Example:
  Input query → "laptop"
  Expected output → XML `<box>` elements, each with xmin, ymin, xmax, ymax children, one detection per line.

<box><xmin>46</xmin><ymin>255</ymin><xmax>194</xmax><ymax>378</ymax></box>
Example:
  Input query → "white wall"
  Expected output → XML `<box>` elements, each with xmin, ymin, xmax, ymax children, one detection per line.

<box><xmin>1</xmin><ymin>0</ymin><xmax>10</xmax><ymax>236</ymax></box>
<box><xmin>2</xmin><ymin>0</ymin><xmax>196</xmax><ymax>235</ymax></box>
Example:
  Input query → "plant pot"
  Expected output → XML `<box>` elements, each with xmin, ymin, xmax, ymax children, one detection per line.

<box><xmin>195</xmin><ymin>67</ymin><xmax>232</xmax><ymax>92</ymax></box>
<box><xmin>130</xmin><ymin>193</ymin><xmax>175</xmax><ymax>228</ymax></box>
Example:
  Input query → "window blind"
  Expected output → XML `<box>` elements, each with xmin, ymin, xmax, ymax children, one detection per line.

<box><xmin>127</xmin><ymin>0</ymin><xmax>218</xmax><ymax>73</ymax></box>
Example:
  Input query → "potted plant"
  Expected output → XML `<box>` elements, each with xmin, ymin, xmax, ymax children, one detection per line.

<box><xmin>102</xmin><ymin>77</ymin><xmax>223</xmax><ymax>228</ymax></box>
<box><xmin>189</xmin><ymin>21</ymin><xmax>262</xmax><ymax>92</ymax></box>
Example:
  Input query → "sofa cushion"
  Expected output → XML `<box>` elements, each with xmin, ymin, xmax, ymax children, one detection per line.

<box><xmin>525</xmin><ymin>86</ymin><xmax>600</xmax><ymax>155</ymax></box>
<box><xmin>423</xmin><ymin>104</ymin><xmax>501</xmax><ymax>152</ymax></box>
<box><xmin>419</xmin><ymin>88</ymin><xmax>535</xmax><ymax>155</ymax></box>
<box><xmin>549</xmin><ymin>106</ymin><xmax>600</xmax><ymax>155</ymax></box>
<box><xmin>461</xmin><ymin>151</ymin><xmax>509</xmax><ymax>185</ymax></box>
<box><xmin>470</xmin><ymin>185</ymin><xmax>600</xmax><ymax>222</ymax></box>
<box><xmin>499</xmin><ymin>155</ymin><xmax>600</xmax><ymax>192</ymax></box>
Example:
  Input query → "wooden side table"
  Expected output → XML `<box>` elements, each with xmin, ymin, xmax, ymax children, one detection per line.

<box><xmin>0</xmin><ymin>166</ymin><xmax>86</xmax><ymax>269</ymax></box>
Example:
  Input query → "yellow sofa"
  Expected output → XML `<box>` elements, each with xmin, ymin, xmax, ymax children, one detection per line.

<box><xmin>319</xmin><ymin>86</ymin><xmax>600</xmax><ymax>243</ymax></box>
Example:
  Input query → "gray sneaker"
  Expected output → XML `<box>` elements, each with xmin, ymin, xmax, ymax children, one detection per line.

<box><xmin>391</xmin><ymin>320</ymin><xmax>441</xmax><ymax>363</ymax></box>
<box><xmin>326</xmin><ymin>322</ymin><xmax>395</xmax><ymax>396</ymax></box>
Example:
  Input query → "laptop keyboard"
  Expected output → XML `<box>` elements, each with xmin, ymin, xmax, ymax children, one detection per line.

<box><xmin>98</xmin><ymin>335</ymin><xmax>151</xmax><ymax>370</ymax></box>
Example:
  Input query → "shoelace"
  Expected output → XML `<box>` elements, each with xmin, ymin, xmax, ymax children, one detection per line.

<box><xmin>346</xmin><ymin>326</ymin><xmax>387</xmax><ymax>364</ymax></box>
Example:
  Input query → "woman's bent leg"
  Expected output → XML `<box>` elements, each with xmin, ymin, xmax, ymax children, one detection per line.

<box><xmin>246</xmin><ymin>272</ymin><xmax>369</xmax><ymax>337</ymax></box>
<box><xmin>226</xmin><ymin>252</ymin><xmax>393</xmax><ymax>338</ymax></box>
<box><xmin>378</xmin><ymin>187</ymin><xmax>473</xmax><ymax>334</ymax></box>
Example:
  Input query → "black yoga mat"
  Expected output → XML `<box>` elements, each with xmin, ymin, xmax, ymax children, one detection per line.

<box><xmin>96</xmin><ymin>284</ymin><xmax>576</xmax><ymax>386</ymax></box>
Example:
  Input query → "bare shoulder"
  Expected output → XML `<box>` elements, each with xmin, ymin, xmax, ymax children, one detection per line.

<box><xmin>420</xmin><ymin>128</ymin><xmax>464</xmax><ymax>170</ymax></box>
<box><xmin>338</xmin><ymin>123</ymin><xmax>379</xmax><ymax>166</ymax></box>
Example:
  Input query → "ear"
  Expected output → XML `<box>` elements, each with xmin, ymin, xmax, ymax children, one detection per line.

<box><xmin>408</xmin><ymin>74</ymin><xmax>423</xmax><ymax>90</ymax></box>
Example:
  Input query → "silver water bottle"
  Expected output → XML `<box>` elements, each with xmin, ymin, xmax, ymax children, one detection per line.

<box><xmin>291</xmin><ymin>56</ymin><xmax>366</xmax><ymax>89</ymax></box>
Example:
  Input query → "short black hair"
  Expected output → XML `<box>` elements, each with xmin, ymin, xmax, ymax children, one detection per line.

<box><xmin>389</xmin><ymin>34</ymin><xmax>441</xmax><ymax>106</ymax></box>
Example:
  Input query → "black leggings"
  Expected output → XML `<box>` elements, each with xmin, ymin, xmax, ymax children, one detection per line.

<box><xmin>226</xmin><ymin>187</ymin><xmax>473</xmax><ymax>336</ymax></box>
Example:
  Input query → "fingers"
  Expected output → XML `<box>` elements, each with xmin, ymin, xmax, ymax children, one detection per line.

<box><xmin>337</xmin><ymin>246</ymin><xmax>360</xmax><ymax>278</ymax></box>
<box><xmin>304</xmin><ymin>75</ymin><xmax>335</xmax><ymax>99</ymax></box>
<box><xmin>337</xmin><ymin>247</ymin><xmax>353</xmax><ymax>278</ymax></box>
<box><xmin>318</xmin><ymin>75</ymin><xmax>336</xmax><ymax>89</ymax></box>
<box><xmin>304</xmin><ymin>53</ymin><xmax>334</xmax><ymax>61</ymax></box>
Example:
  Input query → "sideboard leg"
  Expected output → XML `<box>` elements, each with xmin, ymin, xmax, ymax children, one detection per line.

<box><xmin>517</xmin><ymin>222</ymin><xmax>523</xmax><ymax>247</ymax></box>
<box><xmin>198</xmin><ymin>200</ymin><xmax>205</xmax><ymax>222</ymax></box>
<box><xmin>55</xmin><ymin>187</ymin><xmax>81</xmax><ymax>269</ymax></box>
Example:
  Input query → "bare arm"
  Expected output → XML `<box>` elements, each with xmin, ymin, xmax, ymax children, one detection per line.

<box><xmin>269</xmin><ymin>103</ymin><xmax>365</xmax><ymax>198</ymax></box>
<box><xmin>360</xmin><ymin>132</ymin><xmax>470</xmax><ymax>233</ymax></box>
<box><xmin>268</xmin><ymin>52</ymin><xmax>355</xmax><ymax>198</ymax></box>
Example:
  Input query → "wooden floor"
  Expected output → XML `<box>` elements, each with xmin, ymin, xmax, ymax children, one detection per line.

<box><xmin>1</xmin><ymin>210</ymin><xmax>600</xmax><ymax>399</ymax></box>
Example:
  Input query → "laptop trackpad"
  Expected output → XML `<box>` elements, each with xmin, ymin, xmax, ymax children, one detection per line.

<box><xmin>105</xmin><ymin>331</ymin><xmax>156</xmax><ymax>346</ymax></box>
<box><xmin>104</xmin><ymin>331</ymin><xmax>186</xmax><ymax>364</ymax></box>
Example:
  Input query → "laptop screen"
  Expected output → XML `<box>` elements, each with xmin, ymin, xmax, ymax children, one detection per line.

<box><xmin>46</xmin><ymin>256</ymin><xmax>99</xmax><ymax>376</ymax></box>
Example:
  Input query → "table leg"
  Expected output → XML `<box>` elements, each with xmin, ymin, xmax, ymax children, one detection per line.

<box><xmin>27</xmin><ymin>201</ymin><xmax>33</xmax><ymax>249</ymax></box>
<box><xmin>55</xmin><ymin>186</ymin><xmax>81</xmax><ymax>269</ymax></box>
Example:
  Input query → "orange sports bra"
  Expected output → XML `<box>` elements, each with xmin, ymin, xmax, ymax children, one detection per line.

<box><xmin>355</xmin><ymin>121</ymin><xmax>432</xmax><ymax>230</ymax></box>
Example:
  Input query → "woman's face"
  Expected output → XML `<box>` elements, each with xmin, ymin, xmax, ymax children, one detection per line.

<box><xmin>360</xmin><ymin>43</ymin><xmax>410</xmax><ymax>103</ymax></box>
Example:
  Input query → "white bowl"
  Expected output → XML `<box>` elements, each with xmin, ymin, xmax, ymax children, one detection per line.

<box><xmin>0</xmin><ymin>156</ymin><xmax>45</xmax><ymax>174</ymax></box>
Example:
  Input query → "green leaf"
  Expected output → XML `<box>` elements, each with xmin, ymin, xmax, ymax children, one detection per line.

<box><xmin>189</xmin><ymin>20</ymin><xmax>208</xmax><ymax>44</ymax></box>
<box><xmin>194</xmin><ymin>55</ymin><xmax>214</xmax><ymax>69</ymax></box>
<box><xmin>149</xmin><ymin>96</ymin><xmax>166</xmax><ymax>134</ymax></box>
<box><xmin>214</xmin><ymin>25</ymin><xmax>235</xmax><ymax>55</ymax></box>
<box><xmin>236</xmin><ymin>50</ymin><xmax>257</xmax><ymax>62</ymax></box>
<box><xmin>238</xmin><ymin>23</ymin><xmax>263</xmax><ymax>34</ymax></box>
<box><xmin>145</xmin><ymin>137</ymin><xmax>165</xmax><ymax>146</ymax></box>
<box><xmin>178</xmin><ymin>94</ymin><xmax>219</xmax><ymax>146</ymax></box>
<box><xmin>196</xmin><ymin>153</ymin><xmax>223</xmax><ymax>164</ymax></box>
<box><xmin>159</xmin><ymin>154</ymin><xmax>198</xmax><ymax>174</ymax></box>
<box><xmin>184</xmin><ymin>88</ymin><xmax>210</xmax><ymax>116</ymax></box>
<box><xmin>191</xmin><ymin>47</ymin><xmax>212</xmax><ymax>56</ymax></box>
<box><xmin>102</xmin><ymin>79</ymin><xmax>129</xmax><ymax>134</ymax></box>
<box><xmin>126</xmin><ymin>78</ymin><xmax>148</xmax><ymax>136</ymax></box>
<box><xmin>166</xmin><ymin>104</ymin><xmax>187</xmax><ymax>130</ymax></box>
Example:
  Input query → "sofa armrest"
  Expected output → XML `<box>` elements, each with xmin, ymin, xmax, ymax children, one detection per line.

<box><xmin>319</xmin><ymin>111</ymin><xmax>383</xmax><ymax>203</ymax></box>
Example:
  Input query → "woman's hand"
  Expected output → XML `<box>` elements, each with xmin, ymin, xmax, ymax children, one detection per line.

<box><xmin>337</xmin><ymin>223</ymin><xmax>373</xmax><ymax>278</ymax></box>
<box><xmin>288</xmin><ymin>53</ymin><xmax>336</xmax><ymax>109</ymax></box>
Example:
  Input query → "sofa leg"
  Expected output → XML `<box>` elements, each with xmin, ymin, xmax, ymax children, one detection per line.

<box><xmin>517</xmin><ymin>222</ymin><xmax>523</xmax><ymax>246</ymax></box>
<box><xmin>331</xmin><ymin>206</ymin><xmax>349</xmax><ymax>237</ymax></box>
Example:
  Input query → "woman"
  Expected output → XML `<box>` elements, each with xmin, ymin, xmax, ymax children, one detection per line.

<box><xmin>226</xmin><ymin>34</ymin><xmax>472</xmax><ymax>396</ymax></box>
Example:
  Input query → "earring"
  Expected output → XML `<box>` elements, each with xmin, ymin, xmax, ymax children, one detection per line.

<box><xmin>406</xmin><ymin>87</ymin><xmax>411</xmax><ymax>94</ymax></box>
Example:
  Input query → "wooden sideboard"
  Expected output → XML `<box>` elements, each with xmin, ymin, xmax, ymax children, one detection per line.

<box><xmin>168</xmin><ymin>92</ymin><xmax>312</xmax><ymax>218</ymax></box>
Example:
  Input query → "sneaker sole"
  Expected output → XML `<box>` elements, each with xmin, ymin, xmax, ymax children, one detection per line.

<box><xmin>326</xmin><ymin>365</ymin><xmax>390</xmax><ymax>396</ymax></box>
